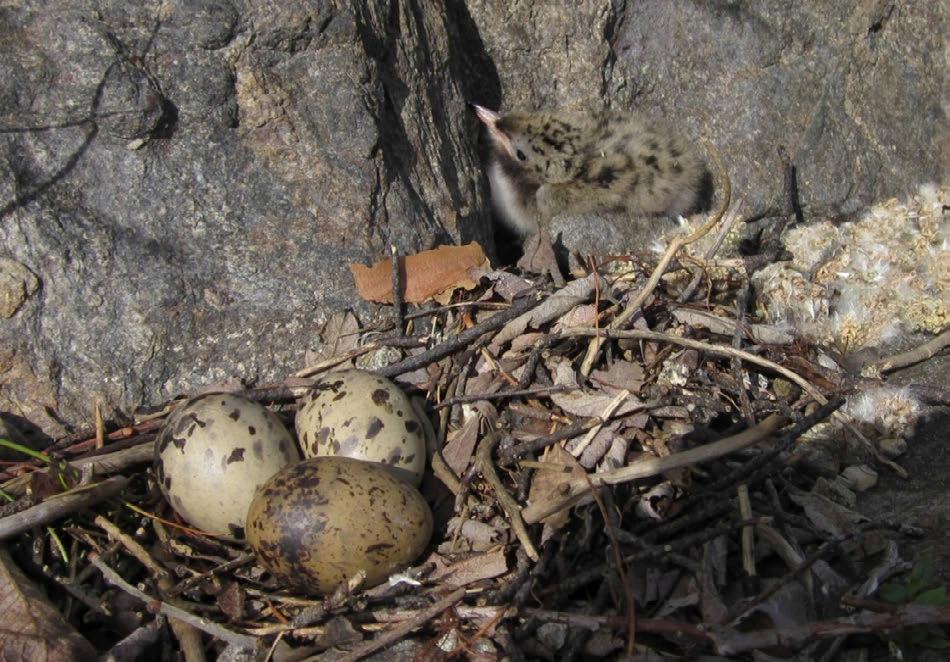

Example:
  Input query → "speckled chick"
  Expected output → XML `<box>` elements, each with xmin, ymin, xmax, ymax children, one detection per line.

<box><xmin>475</xmin><ymin>106</ymin><xmax>707</xmax><ymax>236</ymax></box>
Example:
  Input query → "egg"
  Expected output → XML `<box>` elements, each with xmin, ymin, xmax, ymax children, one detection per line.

<box><xmin>154</xmin><ymin>394</ymin><xmax>301</xmax><ymax>538</ymax></box>
<box><xmin>295</xmin><ymin>370</ymin><xmax>426</xmax><ymax>486</ymax></box>
<box><xmin>246</xmin><ymin>456</ymin><xmax>433</xmax><ymax>594</ymax></box>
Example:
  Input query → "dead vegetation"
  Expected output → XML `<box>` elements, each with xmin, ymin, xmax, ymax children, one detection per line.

<box><xmin>0</xmin><ymin>161</ymin><xmax>948</xmax><ymax>660</ymax></box>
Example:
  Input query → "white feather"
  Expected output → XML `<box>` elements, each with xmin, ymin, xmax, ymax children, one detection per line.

<box><xmin>488</xmin><ymin>160</ymin><xmax>538</xmax><ymax>236</ymax></box>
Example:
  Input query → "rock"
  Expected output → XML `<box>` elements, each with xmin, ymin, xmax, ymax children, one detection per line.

<box><xmin>0</xmin><ymin>0</ymin><xmax>943</xmax><ymax>433</ymax></box>
<box><xmin>0</xmin><ymin>0</ymin><xmax>493</xmax><ymax>431</ymax></box>
<box><xmin>0</xmin><ymin>259</ymin><xmax>39</xmax><ymax>319</ymax></box>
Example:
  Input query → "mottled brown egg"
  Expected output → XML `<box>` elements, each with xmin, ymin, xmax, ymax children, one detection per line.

<box><xmin>154</xmin><ymin>394</ymin><xmax>300</xmax><ymax>538</ymax></box>
<box><xmin>246</xmin><ymin>456</ymin><xmax>433</xmax><ymax>594</ymax></box>
<box><xmin>295</xmin><ymin>370</ymin><xmax>426</xmax><ymax>486</ymax></box>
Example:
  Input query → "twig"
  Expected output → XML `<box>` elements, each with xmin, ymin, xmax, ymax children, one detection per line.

<box><xmin>94</xmin><ymin>514</ymin><xmax>169</xmax><ymax>579</ymax></box>
<box><xmin>863</xmin><ymin>329</ymin><xmax>950</xmax><ymax>377</ymax></box>
<box><xmin>88</xmin><ymin>551</ymin><xmax>258</xmax><ymax>650</ymax></box>
<box><xmin>581</xmin><ymin>469</ymin><xmax>636</xmax><ymax>656</ymax></box>
<box><xmin>0</xmin><ymin>476</ymin><xmax>128</xmax><ymax>540</ymax></box>
<box><xmin>570</xmin><ymin>389</ymin><xmax>630</xmax><ymax>458</ymax></box>
<box><xmin>499</xmin><ymin>417</ymin><xmax>605</xmax><ymax>464</ymax></box>
<box><xmin>333</xmin><ymin>588</ymin><xmax>466</xmax><ymax>662</ymax></box>
<box><xmin>667</xmin><ymin>398</ymin><xmax>844</xmax><ymax>516</ymax></box>
<box><xmin>94</xmin><ymin>401</ymin><xmax>105</xmax><ymax>450</ymax></box>
<box><xmin>413</xmin><ymin>395</ymin><xmax>461</xmax><ymax>494</ymax></box>
<box><xmin>522</xmin><ymin>414</ymin><xmax>784</xmax><ymax>525</ymax></box>
<box><xmin>712</xmin><ymin>603</ymin><xmax>950</xmax><ymax>655</ymax></box>
<box><xmin>732</xmin><ymin>282</ymin><xmax>756</xmax><ymax>425</ymax></box>
<box><xmin>737</xmin><ymin>484</ymin><xmax>756</xmax><ymax>582</ymax></box>
<box><xmin>390</xmin><ymin>245</ymin><xmax>405</xmax><ymax>336</ymax></box>
<box><xmin>3</xmin><ymin>440</ymin><xmax>154</xmax><ymax>497</ymax></box>
<box><xmin>677</xmin><ymin>206</ymin><xmax>743</xmax><ymax>303</ymax></box>
<box><xmin>433</xmin><ymin>385</ymin><xmax>571</xmax><ymax>409</ymax></box>
<box><xmin>565</xmin><ymin>327</ymin><xmax>824</xmax><ymax>403</ymax></box>
<box><xmin>166</xmin><ymin>554</ymin><xmax>255</xmax><ymax>598</ymax></box>
<box><xmin>476</xmin><ymin>428</ymin><xmax>539</xmax><ymax>561</ymax></box>
<box><xmin>375</xmin><ymin>294</ymin><xmax>541</xmax><ymax>378</ymax></box>
<box><xmin>516</xmin><ymin>335</ymin><xmax>553</xmax><ymax>390</ymax></box>
<box><xmin>520</xmin><ymin>609</ymin><xmax>710</xmax><ymax>644</ymax></box>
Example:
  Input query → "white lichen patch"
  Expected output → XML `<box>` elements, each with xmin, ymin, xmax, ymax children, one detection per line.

<box><xmin>753</xmin><ymin>184</ymin><xmax>948</xmax><ymax>353</ymax></box>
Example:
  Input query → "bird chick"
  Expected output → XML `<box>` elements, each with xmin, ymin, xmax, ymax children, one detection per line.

<box><xmin>474</xmin><ymin>106</ymin><xmax>708</xmax><ymax>236</ymax></box>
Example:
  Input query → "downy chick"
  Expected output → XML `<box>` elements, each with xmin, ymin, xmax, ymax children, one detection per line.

<box><xmin>474</xmin><ymin>106</ymin><xmax>708</xmax><ymax>236</ymax></box>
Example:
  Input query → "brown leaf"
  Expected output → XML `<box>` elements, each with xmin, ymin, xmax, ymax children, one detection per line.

<box><xmin>469</xmin><ymin>268</ymin><xmax>534</xmax><ymax>302</ymax></box>
<box><xmin>553</xmin><ymin>303</ymin><xmax>599</xmax><ymax>329</ymax></box>
<box><xmin>442</xmin><ymin>416</ymin><xmax>480</xmax><ymax>477</ymax></box>
<box><xmin>549</xmin><ymin>389</ymin><xmax>643</xmax><ymax>418</ymax></box>
<box><xmin>788</xmin><ymin>491</ymin><xmax>869</xmax><ymax>536</ymax></box>
<box><xmin>590</xmin><ymin>360</ymin><xmax>645</xmax><ymax>396</ymax></box>
<box><xmin>314</xmin><ymin>615</ymin><xmax>363</xmax><ymax>650</ymax></box>
<box><xmin>443</xmin><ymin>518</ymin><xmax>508</xmax><ymax>551</ymax></box>
<box><xmin>303</xmin><ymin>310</ymin><xmax>361</xmax><ymax>367</ymax></box>
<box><xmin>428</xmin><ymin>548</ymin><xmax>509</xmax><ymax>587</ymax></box>
<box><xmin>0</xmin><ymin>545</ymin><xmax>96</xmax><ymax>660</ymax></box>
<box><xmin>527</xmin><ymin>445</ymin><xmax>590</xmax><ymax>538</ymax></box>
<box><xmin>350</xmin><ymin>243</ymin><xmax>489</xmax><ymax>304</ymax></box>
<box><xmin>215</xmin><ymin>580</ymin><xmax>245</xmax><ymax>622</ymax></box>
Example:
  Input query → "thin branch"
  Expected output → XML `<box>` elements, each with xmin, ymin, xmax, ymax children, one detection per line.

<box><xmin>564</xmin><ymin>328</ymin><xmax>824</xmax><ymax>403</ymax></box>
<box><xmin>375</xmin><ymin>294</ymin><xmax>541</xmax><ymax>378</ymax></box>
<box><xmin>477</xmin><ymin>428</ymin><xmax>539</xmax><ymax>561</ymax></box>
<box><xmin>863</xmin><ymin>329</ymin><xmax>950</xmax><ymax>377</ymax></box>
<box><xmin>390</xmin><ymin>245</ymin><xmax>405</xmax><ymax>336</ymax></box>
<box><xmin>434</xmin><ymin>384</ymin><xmax>572</xmax><ymax>409</ymax></box>
<box><xmin>334</xmin><ymin>588</ymin><xmax>466</xmax><ymax>662</ymax></box>
<box><xmin>499</xmin><ymin>417</ymin><xmax>605</xmax><ymax>465</ymax></box>
<box><xmin>0</xmin><ymin>476</ymin><xmax>128</xmax><ymax>540</ymax></box>
<box><xmin>88</xmin><ymin>552</ymin><xmax>258</xmax><ymax>650</ymax></box>
<box><xmin>522</xmin><ymin>414</ymin><xmax>784</xmax><ymax>524</ymax></box>
<box><xmin>711</xmin><ymin>603</ymin><xmax>950</xmax><ymax>655</ymax></box>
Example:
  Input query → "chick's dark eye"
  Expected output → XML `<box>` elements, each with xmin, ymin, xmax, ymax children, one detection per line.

<box><xmin>516</xmin><ymin>149</ymin><xmax>527</xmax><ymax>161</ymax></box>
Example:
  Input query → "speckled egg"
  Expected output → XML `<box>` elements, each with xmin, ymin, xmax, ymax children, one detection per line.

<box><xmin>154</xmin><ymin>394</ymin><xmax>301</xmax><ymax>538</ymax></box>
<box><xmin>246</xmin><ymin>456</ymin><xmax>433</xmax><ymax>594</ymax></box>
<box><xmin>295</xmin><ymin>370</ymin><xmax>426</xmax><ymax>486</ymax></box>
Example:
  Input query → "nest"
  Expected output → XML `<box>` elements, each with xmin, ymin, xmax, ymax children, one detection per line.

<box><xmin>0</xmin><ymin>169</ymin><xmax>947</xmax><ymax>660</ymax></box>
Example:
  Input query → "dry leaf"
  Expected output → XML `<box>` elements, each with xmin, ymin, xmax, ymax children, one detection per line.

<box><xmin>788</xmin><ymin>491</ymin><xmax>869</xmax><ymax>536</ymax></box>
<box><xmin>591</xmin><ymin>360</ymin><xmax>646</xmax><ymax>395</ymax></box>
<box><xmin>553</xmin><ymin>303</ymin><xmax>599</xmax><ymax>329</ymax></box>
<box><xmin>527</xmin><ymin>445</ymin><xmax>591</xmax><ymax>541</ymax></box>
<box><xmin>303</xmin><ymin>310</ymin><xmax>361</xmax><ymax>366</ymax></box>
<box><xmin>0</xmin><ymin>546</ymin><xmax>96</xmax><ymax>660</ymax></box>
<box><xmin>315</xmin><ymin>615</ymin><xmax>363</xmax><ymax>650</ymax></box>
<box><xmin>469</xmin><ymin>268</ymin><xmax>533</xmax><ymax>302</ymax></box>
<box><xmin>215</xmin><ymin>580</ymin><xmax>245</xmax><ymax>622</ymax></box>
<box><xmin>442</xmin><ymin>415</ymin><xmax>480</xmax><ymax>477</ymax></box>
<box><xmin>350</xmin><ymin>242</ymin><xmax>489</xmax><ymax>304</ymax></box>
<box><xmin>428</xmin><ymin>548</ymin><xmax>509</xmax><ymax>586</ymax></box>
<box><xmin>550</xmin><ymin>390</ymin><xmax>642</xmax><ymax>418</ymax></box>
<box><xmin>442</xmin><ymin>518</ymin><xmax>508</xmax><ymax>552</ymax></box>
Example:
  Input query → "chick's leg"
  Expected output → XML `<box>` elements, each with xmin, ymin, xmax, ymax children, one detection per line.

<box><xmin>515</xmin><ymin>184</ymin><xmax>568</xmax><ymax>287</ymax></box>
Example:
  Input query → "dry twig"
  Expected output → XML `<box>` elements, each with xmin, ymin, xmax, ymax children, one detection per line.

<box><xmin>522</xmin><ymin>414</ymin><xmax>784</xmax><ymax>524</ymax></box>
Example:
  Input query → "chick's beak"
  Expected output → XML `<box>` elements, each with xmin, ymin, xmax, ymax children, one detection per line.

<box><xmin>473</xmin><ymin>104</ymin><xmax>501</xmax><ymax>125</ymax></box>
<box><xmin>473</xmin><ymin>104</ymin><xmax>515</xmax><ymax>160</ymax></box>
